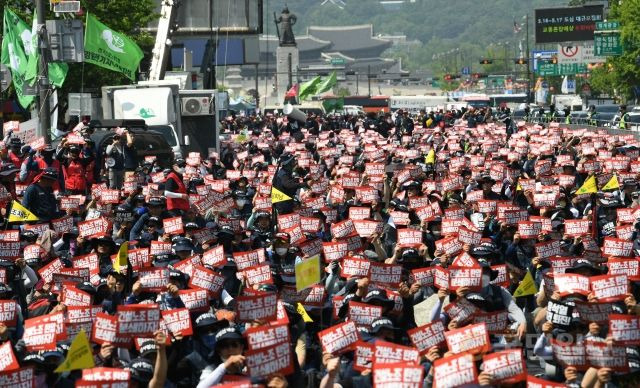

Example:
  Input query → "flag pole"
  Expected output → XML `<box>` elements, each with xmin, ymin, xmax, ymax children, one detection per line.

<box><xmin>35</xmin><ymin>0</ymin><xmax>52</xmax><ymax>144</ymax></box>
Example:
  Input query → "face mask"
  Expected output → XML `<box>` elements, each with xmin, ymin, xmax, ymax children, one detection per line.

<box><xmin>482</xmin><ymin>274</ymin><xmax>491</xmax><ymax>288</ymax></box>
<box><xmin>201</xmin><ymin>334</ymin><xmax>216</xmax><ymax>350</ymax></box>
<box><xmin>276</xmin><ymin>248</ymin><xmax>288</xmax><ymax>256</ymax></box>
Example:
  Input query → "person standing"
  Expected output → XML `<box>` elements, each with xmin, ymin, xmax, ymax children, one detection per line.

<box><xmin>21</xmin><ymin>168</ymin><xmax>59</xmax><ymax>222</ymax></box>
<box><xmin>106</xmin><ymin>129</ymin><xmax>135</xmax><ymax>189</ymax></box>
<box><xmin>164</xmin><ymin>158</ymin><xmax>190</xmax><ymax>216</ymax></box>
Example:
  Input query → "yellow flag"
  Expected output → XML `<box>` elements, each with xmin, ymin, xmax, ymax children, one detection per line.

<box><xmin>297</xmin><ymin>303</ymin><xmax>314</xmax><ymax>323</ymax></box>
<box><xmin>575</xmin><ymin>175</ymin><xmax>598</xmax><ymax>195</ymax></box>
<box><xmin>425</xmin><ymin>149</ymin><xmax>435</xmax><ymax>164</ymax></box>
<box><xmin>295</xmin><ymin>254</ymin><xmax>321</xmax><ymax>292</ymax></box>
<box><xmin>271</xmin><ymin>187</ymin><xmax>293</xmax><ymax>204</ymax></box>
<box><xmin>513</xmin><ymin>271</ymin><xmax>537</xmax><ymax>298</ymax></box>
<box><xmin>113</xmin><ymin>241</ymin><xmax>128</xmax><ymax>274</ymax></box>
<box><xmin>7</xmin><ymin>201</ymin><xmax>39</xmax><ymax>222</ymax></box>
<box><xmin>54</xmin><ymin>329</ymin><xmax>95</xmax><ymax>373</ymax></box>
<box><xmin>601</xmin><ymin>174</ymin><xmax>619</xmax><ymax>191</ymax></box>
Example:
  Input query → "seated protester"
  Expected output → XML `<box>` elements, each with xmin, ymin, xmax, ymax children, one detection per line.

<box><xmin>196</xmin><ymin>327</ymin><xmax>247</xmax><ymax>387</ymax></box>
<box><xmin>124</xmin><ymin>331</ymin><xmax>168</xmax><ymax>388</ymax></box>
<box><xmin>430</xmin><ymin>259</ymin><xmax>527</xmax><ymax>339</ymax></box>
<box><xmin>248</xmin><ymin>210</ymin><xmax>273</xmax><ymax>248</ymax></box>
<box><xmin>229</xmin><ymin>189</ymin><xmax>253</xmax><ymax>220</ymax></box>
<box><xmin>172</xmin><ymin>236</ymin><xmax>195</xmax><ymax>261</ymax></box>
<box><xmin>267</xmin><ymin>233</ymin><xmax>301</xmax><ymax>286</ymax></box>
<box><xmin>130</xmin><ymin>196</ymin><xmax>169</xmax><ymax>241</ymax></box>
<box><xmin>92</xmin><ymin>235</ymin><xmax>118</xmax><ymax>278</ymax></box>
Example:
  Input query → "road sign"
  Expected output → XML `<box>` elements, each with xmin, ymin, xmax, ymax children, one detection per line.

<box><xmin>461</xmin><ymin>66</ymin><xmax>470</xmax><ymax>75</ymax></box>
<box><xmin>596</xmin><ymin>21</ymin><xmax>620</xmax><ymax>31</ymax></box>
<box><xmin>532</xmin><ymin>50</ymin><xmax>557</xmax><ymax>71</ymax></box>
<box><xmin>594</xmin><ymin>33</ymin><xmax>623</xmax><ymax>56</ymax></box>
<box><xmin>53</xmin><ymin>1</ymin><xmax>81</xmax><ymax>13</ymax></box>
<box><xmin>557</xmin><ymin>43</ymin><xmax>605</xmax><ymax>65</ymax></box>
<box><xmin>536</xmin><ymin>63</ymin><xmax>587</xmax><ymax>76</ymax></box>
<box><xmin>330</xmin><ymin>58</ymin><xmax>345</xmax><ymax>66</ymax></box>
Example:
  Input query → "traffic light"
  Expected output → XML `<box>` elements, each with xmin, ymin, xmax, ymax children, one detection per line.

<box><xmin>550</xmin><ymin>57</ymin><xmax>558</xmax><ymax>64</ymax></box>
<box><xmin>480</xmin><ymin>59</ymin><xmax>493</xmax><ymax>65</ymax></box>
<box><xmin>515</xmin><ymin>58</ymin><xmax>528</xmax><ymax>65</ymax></box>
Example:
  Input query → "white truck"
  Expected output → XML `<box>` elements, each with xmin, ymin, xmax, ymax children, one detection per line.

<box><xmin>101</xmin><ymin>82</ymin><xmax>221</xmax><ymax>157</ymax></box>
<box><xmin>552</xmin><ymin>94</ymin><xmax>584</xmax><ymax>112</ymax></box>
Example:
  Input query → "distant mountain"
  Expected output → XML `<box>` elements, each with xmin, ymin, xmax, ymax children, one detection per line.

<box><xmin>265</xmin><ymin>0</ymin><xmax>563</xmax><ymax>72</ymax></box>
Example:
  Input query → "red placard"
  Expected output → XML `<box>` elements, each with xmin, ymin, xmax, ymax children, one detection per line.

<box><xmin>448</xmin><ymin>266</ymin><xmax>483</xmax><ymax>291</ymax></box>
<box><xmin>66</xmin><ymin>306</ymin><xmax>102</xmax><ymax>324</ymax></box>
<box><xmin>368</xmin><ymin>262</ymin><xmax>402</xmax><ymax>288</ymax></box>
<box><xmin>128</xmin><ymin>248</ymin><xmax>152</xmax><ymax>270</ymax></box>
<box><xmin>243</xmin><ymin>322</ymin><xmax>290</xmax><ymax>351</ymax></box>
<box><xmin>51</xmin><ymin>216</ymin><xmax>74</xmax><ymax>234</ymax></box>
<box><xmin>23</xmin><ymin>315</ymin><xmax>57</xmax><ymax>351</ymax></box>
<box><xmin>408</xmin><ymin>321</ymin><xmax>446</xmax><ymax>354</ymax></box>
<box><xmin>0</xmin><ymin>367</ymin><xmax>35</xmax><ymax>387</ymax></box>
<box><xmin>411</xmin><ymin>267</ymin><xmax>433</xmax><ymax>287</ymax></box>
<box><xmin>178</xmin><ymin>289</ymin><xmax>209</xmax><ymax>313</ymax></box>
<box><xmin>318</xmin><ymin>321</ymin><xmax>361</xmax><ymax>355</ymax></box>
<box><xmin>116</xmin><ymin>304</ymin><xmax>161</xmax><ymax>337</ymax></box>
<box><xmin>550</xmin><ymin>338</ymin><xmax>587</xmax><ymax>370</ymax></box>
<box><xmin>444</xmin><ymin>322</ymin><xmax>490</xmax><ymax>355</ymax></box>
<box><xmin>433</xmin><ymin>266</ymin><xmax>449</xmax><ymax>290</ymax></box>
<box><xmin>150</xmin><ymin>241</ymin><xmax>172</xmax><ymax>256</ymax></box>
<box><xmin>608</xmin><ymin>314</ymin><xmax>640</xmax><ymax>345</ymax></box>
<box><xmin>349</xmin><ymin>207</ymin><xmax>371</xmax><ymax>220</ymax></box>
<box><xmin>535</xmin><ymin>240</ymin><xmax>561</xmax><ymax>259</ymax></box>
<box><xmin>201</xmin><ymin>245</ymin><xmax>227</xmax><ymax>267</ymax></box>
<box><xmin>482</xmin><ymin>349</ymin><xmax>527</xmax><ymax>384</ymax></box>
<box><xmin>331</xmin><ymin>219</ymin><xmax>356</xmax><ymax>239</ymax></box>
<box><xmin>0</xmin><ymin>300</ymin><xmax>17</xmax><ymax>326</ymax></box>
<box><xmin>397</xmin><ymin>228</ymin><xmax>423</xmax><ymax>248</ymax></box>
<box><xmin>553</xmin><ymin>273</ymin><xmax>590</xmax><ymax>297</ymax></box>
<box><xmin>373</xmin><ymin>362</ymin><xmax>424</xmax><ymax>388</ymax></box>
<box><xmin>0</xmin><ymin>342</ymin><xmax>19</xmax><ymax>372</ymax></box>
<box><xmin>585</xmin><ymin>340</ymin><xmax>629</xmax><ymax>373</ymax></box>
<box><xmin>341</xmin><ymin>257</ymin><xmax>371</xmax><ymax>278</ymax></box>
<box><xmin>457</xmin><ymin>227</ymin><xmax>482</xmax><ymax>245</ymax></box>
<box><xmin>62</xmin><ymin>286</ymin><xmax>93</xmax><ymax>307</ymax></box>
<box><xmin>100</xmin><ymin>189</ymin><xmax>120</xmax><ymax>204</ymax></box>
<box><xmin>78</xmin><ymin>218</ymin><xmax>111</xmax><ymax>238</ymax></box>
<box><xmin>433</xmin><ymin>353</ymin><xmax>478</xmax><ymax>388</ymax></box>
<box><xmin>348</xmin><ymin>301</ymin><xmax>383</xmax><ymax>329</ymax></box>
<box><xmin>232</xmin><ymin>249</ymin><xmax>266</xmax><ymax>270</ymax></box>
<box><xmin>138</xmin><ymin>268</ymin><xmax>170</xmax><ymax>293</ymax></box>
<box><xmin>564</xmin><ymin>219</ymin><xmax>591</xmax><ymax>237</ymax></box>
<box><xmin>589</xmin><ymin>274</ymin><xmax>628</xmax><ymax>302</ymax></box>
<box><xmin>163</xmin><ymin>217</ymin><xmax>184</xmax><ymax>235</ymax></box>
<box><xmin>161</xmin><ymin>308</ymin><xmax>193</xmax><ymax>337</ymax></box>
<box><xmin>353</xmin><ymin>341</ymin><xmax>374</xmax><ymax>372</ymax></box>
<box><xmin>188</xmin><ymin>265</ymin><xmax>225</xmax><ymax>295</ymax></box>
<box><xmin>603</xmin><ymin>237</ymin><xmax>634</xmax><ymax>257</ymax></box>
<box><xmin>245</xmin><ymin>342</ymin><xmax>294</xmax><ymax>378</ymax></box>
<box><xmin>81</xmin><ymin>367</ymin><xmax>131</xmax><ymax>382</ymax></box>
<box><xmin>607</xmin><ymin>257</ymin><xmax>640</xmax><ymax>280</ymax></box>
<box><xmin>236</xmin><ymin>292</ymin><xmax>278</xmax><ymax>322</ymax></box>
<box><xmin>473</xmin><ymin>310</ymin><xmax>510</xmax><ymax>334</ymax></box>
<box><xmin>38</xmin><ymin>258</ymin><xmax>64</xmax><ymax>283</ymax></box>
<box><xmin>443</xmin><ymin>298</ymin><xmax>479</xmax><ymax>324</ymax></box>
<box><xmin>242</xmin><ymin>264</ymin><xmax>273</xmax><ymax>286</ymax></box>
<box><xmin>373</xmin><ymin>340</ymin><xmax>420</xmax><ymax>367</ymax></box>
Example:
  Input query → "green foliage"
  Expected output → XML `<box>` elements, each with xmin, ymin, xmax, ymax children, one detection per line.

<box><xmin>587</xmin><ymin>0</ymin><xmax>640</xmax><ymax>101</ymax></box>
<box><xmin>0</xmin><ymin>0</ymin><xmax>158</xmax><ymax>108</ymax></box>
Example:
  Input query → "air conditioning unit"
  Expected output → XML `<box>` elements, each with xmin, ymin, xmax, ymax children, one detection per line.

<box><xmin>181</xmin><ymin>96</ymin><xmax>212</xmax><ymax>116</ymax></box>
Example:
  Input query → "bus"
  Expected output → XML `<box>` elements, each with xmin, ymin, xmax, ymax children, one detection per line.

<box><xmin>461</xmin><ymin>94</ymin><xmax>490</xmax><ymax>108</ymax></box>
<box><xmin>389</xmin><ymin>95</ymin><xmax>449</xmax><ymax>113</ymax></box>
<box><xmin>489</xmin><ymin>94</ymin><xmax>528</xmax><ymax>109</ymax></box>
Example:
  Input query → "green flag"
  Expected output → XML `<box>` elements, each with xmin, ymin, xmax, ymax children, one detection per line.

<box><xmin>322</xmin><ymin>97</ymin><xmax>344</xmax><ymax>113</ymax></box>
<box><xmin>24</xmin><ymin>10</ymin><xmax>68</xmax><ymax>88</ymax></box>
<box><xmin>298</xmin><ymin>76</ymin><xmax>321</xmax><ymax>101</ymax></box>
<box><xmin>316</xmin><ymin>71</ymin><xmax>337</xmax><ymax>95</ymax></box>
<box><xmin>1</xmin><ymin>8</ymin><xmax>35</xmax><ymax>108</ymax></box>
<box><xmin>84</xmin><ymin>13</ymin><xmax>144</xmax><ymax>81</ymax></box>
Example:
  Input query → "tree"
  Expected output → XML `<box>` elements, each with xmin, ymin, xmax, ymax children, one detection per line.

<box><xmin>588</xmin><ymin>0</ymin><xmax>640</xmax><ymax>101</ymax></box>
<box><xmin>1</xmin><ymin>0</ymin><xmax>158</xmax><ymax>117</ymax></box>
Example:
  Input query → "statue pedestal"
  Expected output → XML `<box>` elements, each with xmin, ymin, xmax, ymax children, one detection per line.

<box><xmin>276</xmin><ymin>46</ymin><xmax>299</xmax><ymax>101</ymax></box>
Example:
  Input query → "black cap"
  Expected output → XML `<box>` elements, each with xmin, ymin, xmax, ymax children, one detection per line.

<box><xmin>194</xmin><ymin>312</ymin><xmax>219</xmax><ymax>329</ymax></box>
<box><xmin>127</xmin><ymin>357</ymin><xmax>154</xmax><ymax>383</ymax></box>
<box><xmin>172</xmin><ymin>237</ymin><xmax>194</xmax><ymax>252</ymax></box>
<box><xmin>215</xmin><ymin>327</ymin><xmax>243</xmax><ymax>343</ymax></box>
<box><xmin>370</xmin><ymin>317</ymin><xmax>395</xmax><ymax>334</ymax></box>
<box><xmin>147</xmin><ymin>197</ymin><xmax>166</xmax><ymax>207</ymax></box>
<box><xmin>565</xmin><ymin>259</ymin><xmax>603</xmax><ymax>275</ymax></box>
<box><xmin>139</xmin><ymin>340</ymin><xmax>158</xmax><ymax>358</ymax></box>
<box><xmin>40</xmin><ymin>167</ymin><xmax>59</xmax><ymax>180</ymax></box>
<box><xmin>173</xmin><ymin>158</ymin><xmax>186</xmax><ymax>168</ymax></box>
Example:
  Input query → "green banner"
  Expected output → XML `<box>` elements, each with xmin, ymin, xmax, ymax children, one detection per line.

<box><xmin>322</xmin><ymin>97</ymin><xmax>344</xmax><ymax>113</ymax></box>
<box><xmin>316</xmin><ymin>71</ymin><xmax>337</xmax><ymax>95</ymax></box>
<box><xmin>1</xmin><ymin>9</ymin><xmax>35</xmax><ymax>108</ymax></box>
<box><xmin>84</xmin><ymin>13</ymin><xmax>144</xmax><ymax>81</ymax></box>
<box><xmin>299</xmin><ymin>76</ymin><xmax>321</xmax><ymax>101</ymax></box>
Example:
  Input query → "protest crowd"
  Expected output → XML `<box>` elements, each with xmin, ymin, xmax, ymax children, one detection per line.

<box><xmin>0</xmin><ymin>106</ymin><xmax>639</xmax><ymax>388</ymax></box>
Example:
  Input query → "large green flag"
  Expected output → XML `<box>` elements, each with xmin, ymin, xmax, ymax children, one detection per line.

<box><xmin>1</xmin><ymin>8</ymin><xmax>35</xmax><ymax>108</ymax></box>
<box><xmin>84</xmin><ymin>13</ymin><xmax>144</xmax><ymax>81</ymax></box>
<box><xmin>315</xmin><ymin>71</ymin><xmax>337</xmax><ymax>95</ymax></box>
<box><xmin>322</xmin><ymin>97</ymin><xmax>344</xmax><ymax>113</ymax></box>
<box><xmin>24</xmin><ymin>10</ymin><xmax>68</xmax><ymax>88</ymax></box>
<box><xmin>298</xmin><ymin>76</ymin><xmax>322</xmax><ymax>101</ymax></box>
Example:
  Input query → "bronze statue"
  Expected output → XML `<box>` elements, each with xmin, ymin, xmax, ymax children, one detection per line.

<box><xmin>274</xmin><ymin>6</ymin><xmax>297</xmax><ymax>47</ymax></box>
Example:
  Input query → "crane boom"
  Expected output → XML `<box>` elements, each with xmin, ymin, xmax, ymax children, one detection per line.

<box><xmin>149</xmin><ymin>0</ymin><xmax>180</xmax><ymax>81</ymax></box>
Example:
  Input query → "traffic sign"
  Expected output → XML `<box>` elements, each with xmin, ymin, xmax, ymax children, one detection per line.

<box><xmin>461</xmin><ymin>66</ymin><xmax>470</xmax><ymax>75</ymax></box>
<box><xmin>595</xmin><ymin>33</ymin><xmax>622</xmax><ymax>56</ymax></box>
<box><xmin>596</xmin><ymin>21</ymin><xmax>620</xmax><ymax>31</ymax></box>
<box><xmin>53</xmin><ymin>1</ymin><xmax>80</xmax><ymax>13</ymax></box>
<box><xmin>330</xmin><ymin>58</ymin><xmax>345</xmax><ymax>66</ymax></box>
